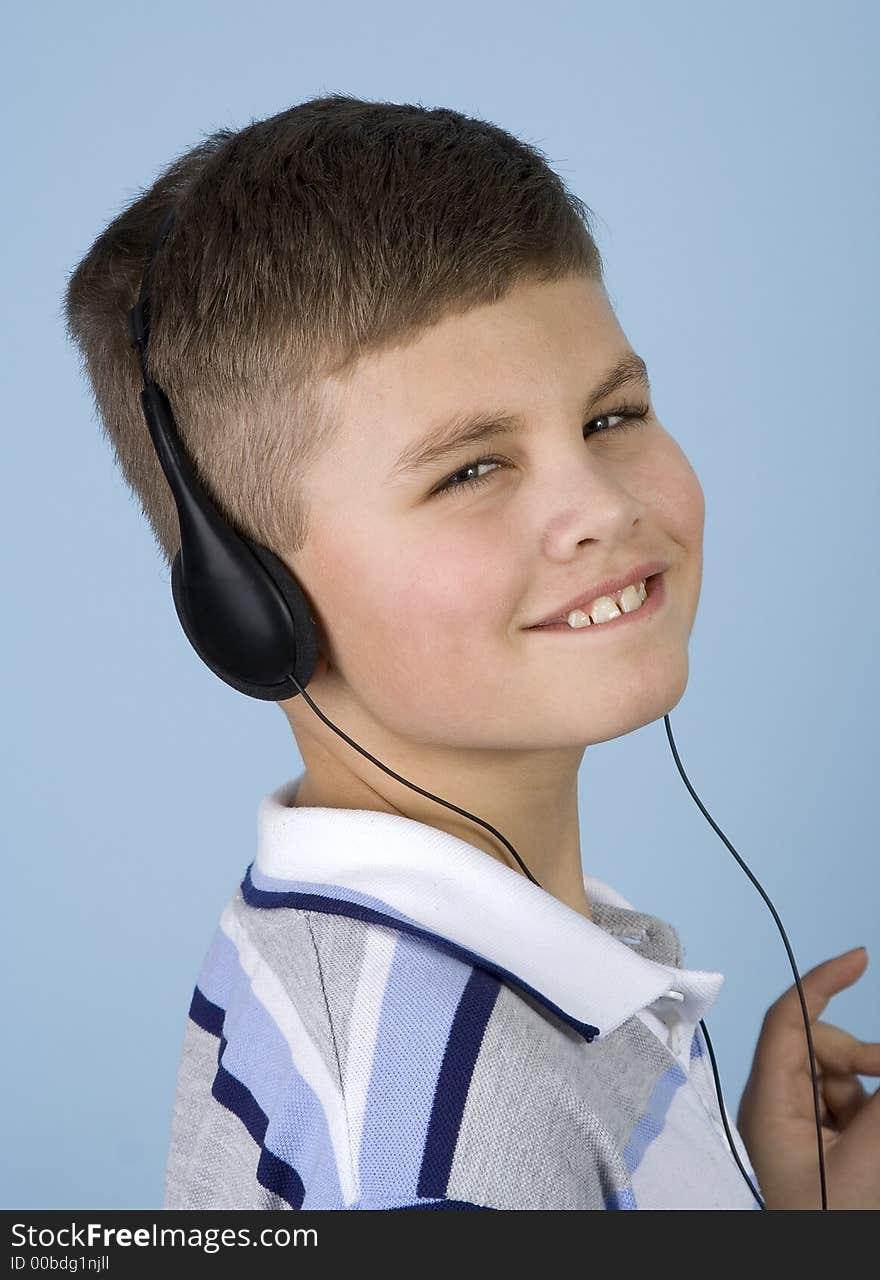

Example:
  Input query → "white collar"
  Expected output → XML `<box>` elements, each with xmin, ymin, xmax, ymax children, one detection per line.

<box><xmin>247</xmin><ymin>773</ymin><xmax>724</xmax><ymax>1043</ymax></box>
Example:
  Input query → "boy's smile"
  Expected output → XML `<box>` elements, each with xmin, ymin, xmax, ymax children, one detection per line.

<box><xmin>278</xmin><ymin>270</ymin><xmax>704</xmax><ymax>915</ymax></box>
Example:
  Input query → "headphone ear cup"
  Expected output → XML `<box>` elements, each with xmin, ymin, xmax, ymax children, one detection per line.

<box><xmin>170</xmin><ymin>535</ymin><xmax>318</xmax><ymax>702</ymax></box>
<box><xmin>243</xmin><ymin>538</ymin><xmax>320</xmax><ymax>690</ymax></box>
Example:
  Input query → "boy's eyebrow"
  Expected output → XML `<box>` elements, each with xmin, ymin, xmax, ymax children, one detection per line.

<box><xmin>388</xmin><ymin>350</ymin><xmax>651</xmax><ymax>481</ymax></box>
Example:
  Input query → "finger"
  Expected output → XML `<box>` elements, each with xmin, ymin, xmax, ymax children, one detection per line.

<box><xmin>828</xmin><ymin>1081</ymin><xmax>880</xmax><ymax>1173</ymax></box>
<box><xmin>764</xmin><ymin>947</ymin><xmax>869</xmax><ymax>1031</ymax></box>
<box><xmin>821</xmin><ymin>1071</ymin><xmax>869</xmax><ymax>1129</ymax></box>
<box><xmin>811</xmin><ymin>1020</ymin><xmax>880</xmax><ymax>1076</ymax></box>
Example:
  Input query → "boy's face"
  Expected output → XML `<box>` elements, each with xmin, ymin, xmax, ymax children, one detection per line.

<box><xmin>282</xmin><ymin>272</ymin><xmax>704</xmax><ymax>755</ymax></box>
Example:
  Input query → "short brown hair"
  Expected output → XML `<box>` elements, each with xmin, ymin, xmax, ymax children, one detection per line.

<box><xmin>62</xmin><ymin>93</ymin><xmax>605</xmax><ymax>572</ymax></box>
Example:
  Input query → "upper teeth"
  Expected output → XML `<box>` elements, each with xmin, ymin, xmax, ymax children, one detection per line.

<box><xmin>566</xmin><ymin>579</ymin><xmax>648</xmax><ymax>628</ymax></box>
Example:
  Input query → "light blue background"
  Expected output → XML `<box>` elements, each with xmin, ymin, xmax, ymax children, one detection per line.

<box><xmin>4</xmin><ymin>0</ymin><xmax>877</xmax><ymax>1210</ymax></box>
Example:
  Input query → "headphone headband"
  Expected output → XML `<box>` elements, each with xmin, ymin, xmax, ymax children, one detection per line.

<box><xmin>126</xmin><ymin>207</ymin><xmax>317</xmax><ymax>700</ymax></box>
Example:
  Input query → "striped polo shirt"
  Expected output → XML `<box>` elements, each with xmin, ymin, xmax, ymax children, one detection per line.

<box><xmin>162</xmin><ymin>772</ymin><xmax>763</xmax><ymax>1210</ymax></box>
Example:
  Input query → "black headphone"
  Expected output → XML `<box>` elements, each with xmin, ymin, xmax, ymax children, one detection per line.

<box><xmin>127</xmin><ymin>206</ymin><xmax>829</xmax><ymax>1211</ymax></box>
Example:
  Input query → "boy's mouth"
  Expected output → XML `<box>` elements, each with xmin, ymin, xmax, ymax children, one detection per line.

<box><xmin>525</xmin><ymin>572</ymin><xmax>666</xmax><ymax>632</ymax></box>
<box><xmin>525</xmin><ymin>560</ymin><xmax>670</xmax><ymax>628</ymax></box>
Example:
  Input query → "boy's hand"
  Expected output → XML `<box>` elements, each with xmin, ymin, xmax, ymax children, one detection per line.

<box><xmin>736</xmin><ymin>947</ymin><xmax>880</xmax><ymax>1209</ymax></box>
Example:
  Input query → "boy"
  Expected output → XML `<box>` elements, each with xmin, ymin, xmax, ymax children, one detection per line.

<box><xmin>63</xmin><ymin>93</ymin><xmax>878</xmax><ymax>1210</ymax></box>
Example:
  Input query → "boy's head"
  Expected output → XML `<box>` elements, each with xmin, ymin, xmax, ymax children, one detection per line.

<box><xmin>63</xmin><ymin>93</ymin><xmax>703</xmax><ymax>783</ymax></box>
<box><xmin>282</xmin><ymin>270</ymin><xmax>703</xmax><ymax>776</ymax></box>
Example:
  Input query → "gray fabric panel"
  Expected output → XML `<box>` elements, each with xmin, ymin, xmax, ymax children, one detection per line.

<box><xmin>446</xmin><ymin>983</ymin><xmax>622</xmax><ymax>1208</ymax></box>
<box><xmin>162</xmin><ymin>1017</ymin><xmax>218</xmax><ymax>1209</ymax></box>
<box><xmin>300</xmin><ymin>909</ymin><xmax>373</xmax><ymax>1080</ymax></box>
<box><xmin>581</xmin><ymin>1013</ymin><xmax>683</xmax><ymax>1140</ymax></box>
<box><xmin>446</xmin><ymin>980</ymin><xmax>677</xmax><ymax>1209</ymax></box>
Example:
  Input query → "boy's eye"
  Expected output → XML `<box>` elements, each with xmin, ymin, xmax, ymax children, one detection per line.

<box><xmin>428</xmin><ymin>401</ymin><xmax>652</xmax><ymax>498</ymax></box>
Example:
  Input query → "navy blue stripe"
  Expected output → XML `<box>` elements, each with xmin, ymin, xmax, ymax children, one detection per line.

<box><xmin>256</xmin><ymin>1144</ymin><xmax>309</xmax><ymax>1209</ymax></box>
<box><xmin>186</xmin><ymin>1000</ymin><xmax>308</xmax><ymax>1210</ymax></box>
<box><xmin>418</xmin><ymin>967</ymin><xmax>501</xmax><ymax>1199</ymax></box>
<box><xmin>212</xmin><ymin>1036</ymin><xmax>269</xmax><ymax>1150</ymax></box>
<box><xmin>241</xmin><ymin>866</ymin><xmax>600</xmax><ymax>1044</ymax></box>
<box><xmin>189</xmin><ymin>984</ymin><xmax>225</xmax><ymax>1037</ymax></box>
<box><xmin>211</xmin><ymin>1033</ymin><xmax>306</xmax><ymax>1208</ymax></box>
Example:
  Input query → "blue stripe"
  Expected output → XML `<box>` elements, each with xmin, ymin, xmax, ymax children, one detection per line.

<box><xmin>240</xmin><ymin>865</ymin><xmax>600</xmax><ymax>1044</ymax></box>
<box><xmin>357</xmin><ymin>934</ymin><xmax>473</xmax><ymax>1207</ymax></box>
<box><xmin>604</xmin><ymin>1185</ymin><xmax>638</xmax><ymax>1209</ymax></box>
<box><xmin>418</xmin><ymin>967</ymin><xmax>501</xmax><ymax>1198</ymax></box>
<box><xmin>188</xmin><ymin>977</ymin><xmax>343</xmax><ymax>1209</ymax></box>
<box><xmin>622</xmin><ymin>1061</ymin><xmax>687</xmax><ymax>1176</ymax></box>
<box><xmin>212</xmin><ymin>1031</ymin><xmax>306</xmax><ymax>1209</ymax></box>
<box><xmin>205</xmin><ymin>934</ymin><xmax>347</xmax><ymax>1209</ymax></box>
